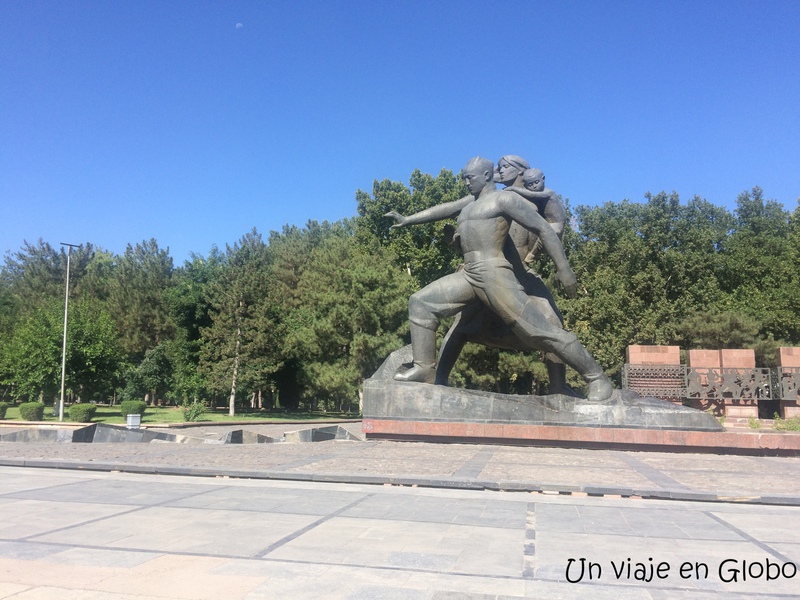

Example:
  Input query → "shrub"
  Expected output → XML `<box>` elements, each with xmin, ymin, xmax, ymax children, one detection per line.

<box><xmin>120</xmin><ymin>400</ymin><xmax>147</xmax><ymax>417</ymax></box>
<box><xmin>19</xmin><ymin>402</ymin><xmax>45</xmax><ymax>421</ymax></box>
<box><xmin>748</xmin><ymin>416</ymin><xmax>762</xmax><ymax>429</ymax></box>
<box><xmin>182</xmin><ymin>400</ymin><xmax>206</xmax><ymax>422</ymax></box>
<box><xmin>68</xmin><ymin>403</ymin><xmax>97</xmax><ymax>423</ymax></box>
<box><xmin>773</xmin><ymin>414</ymin><xmax>800</xmax><ymax>431</ymax></box>
<box><xmin>0</xmin><ymin>402</ymin><xmax>9</xmax><ymax>419</ymax></box>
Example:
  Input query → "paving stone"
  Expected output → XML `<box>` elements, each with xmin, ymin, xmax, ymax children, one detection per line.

<box><xmin>0</xmin><ymin>587</ymin><xmax>167</xmax><ymax>600</ymax></box>
<box><xmin>0</xmin><ymin>582</ymin><xmax>32</xmax><ymax>599</ymax></box>
<box><xmin>345</xmin><ymin>587</ymin><xmax>431</xmax><ymax>600</ymax></box>
<box><xmin>0</xmin><ymin>541</ymin><xmax>66</xmax><ymax>560</ymax></box>
<box><xmin>47</xmin><ymin>547</ymin><xmax>161</xmax><ymax>568</ymax></box>
<box><xmin>0</xmin><ymin>434</ymin><xmax>797</xmax><ymax>598</ymax></box>
<box><xmin>3</xmin><ymin>478</ymin><xmax>210</xmax><ymax>506</ymax></box>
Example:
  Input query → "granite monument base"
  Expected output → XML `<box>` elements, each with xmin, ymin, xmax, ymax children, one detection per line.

<box><xmin>363</xmin><ymin>346</ymin><xmax>723</xmax><ymax>445</ymax></box>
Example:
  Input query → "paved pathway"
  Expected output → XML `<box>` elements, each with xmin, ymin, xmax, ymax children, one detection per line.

<box><xmin>0</xmin><ymin>466</ymin><xmax>799</xmax><ymax>599</ymax></box>
<box><xmin>0</xmin><ymin>427</ymin><xmax>798</xmax><ymax>503</ymax></box>
<box><xmin>0</xmin><ymin>425</ymin><xmax>799</xmax><ymax>598</ymax></box>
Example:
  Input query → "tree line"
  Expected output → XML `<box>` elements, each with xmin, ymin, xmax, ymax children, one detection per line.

<box><xmin>1</xmin><ymin>168</ymin><xmax>798</xmax><ymax>413</ymax></box>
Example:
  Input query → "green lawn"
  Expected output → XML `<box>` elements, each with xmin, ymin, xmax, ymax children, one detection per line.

<box><xmin>1</xmin><ymin>404</ymin><xmax>357</xmax><ymax>425</ymax></box>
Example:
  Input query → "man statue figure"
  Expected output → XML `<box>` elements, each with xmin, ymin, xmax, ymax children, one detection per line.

<box><xmin>435</xmin><ymin>156</ymin><xmax>575</xmax><ymax>395</ymax></box>
<box><xmin>385</xmin><ymin>156</ymin><xmax>613</xmax><ymax>402</ymax></box>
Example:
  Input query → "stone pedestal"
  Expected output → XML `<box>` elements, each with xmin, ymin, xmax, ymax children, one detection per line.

<box><xmin>626</xmin><ymin>345</ymin><xmax>681</xmax><ymax>365</ymax></box>
<box><xmin>720</xmin><ymin>349</ymin><xmax>755</xmax><ymax>369</ymax></box>
<box><xmin>783</xmin><ymin>407</ymin><xmax>800</xmax><ymax>419</ymax></box>
<box><xmin>363</xmin><ymin>346</ymin><xmax>723</xmax><ymax>445</ymax></box>
<box><xmin>778</xmin><ymin>347</ymin><xmax>800</xmax><ymax>418</ymax></box>
<box><xmin>779</xmin><ymin>347</ymin><xmax>800</xmax><ymax>368</ymax></box>
<box><xmin>687</xmin><ymin>349</ymin><xmax>721</xmax><ymax>368</ymax></box>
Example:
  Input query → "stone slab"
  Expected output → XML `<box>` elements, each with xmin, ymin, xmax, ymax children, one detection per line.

<box><xmin>283</xmin><ymin>425</ymin><xmax>361</xmax><ymax>443</ymax></box>
<box><xmin>724</xmin><ymin>405</ymin><xmax>759</xmax><ymax>419</ymax></box>
<box><xmin>687</xmin><ymin>349</ymin><xmax>721</xmax><ymax>368</ymax></box>
<box><xmin>784</xmin><ymin>404</ymin><xmax>800</xmax><ymax>418</ymax></box>
<box><xmin>625</xmin><ymin>344</ymin><xmax>680</xmax><ymax>365</ymax></box>
<box><xmin>364</xmin><ymin>346</ymin><xmax>722</xmax><ymax>432</ymax></box>
<box><xmin>222</xmin><ymin>429</ymin><xmax>280</xmax><ymax>444</ymax></box>
<box><xmin>720</xmin><ymin>348</ymin><xmax>755</xmax><ymax>368</ymax></box>
<box><xmin>91</xmin><ymin>424</ymin><xmax>212</xmax><ymax>444</ymax></box>
<box><xmin>363</xmin><ymin>380</ymin><xmax>723</xmax><ymax>430</ymax></box>
<box><xmin>0</xmin><ymin>425</ymin><xmax>93</xmax><ymax>443</ymax></box>
<box><xmin>779</xmin><ymin>346</ymin><xmax>800</xmax><ymax>368</ymax></box>
<box><xmin>362</xmin><ymin>419</ymin><xmax>800</xmax><ymax>456</ymax></box>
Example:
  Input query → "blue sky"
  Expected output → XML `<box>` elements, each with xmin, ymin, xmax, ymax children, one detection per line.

<box><xmin>2</xmin><ymin>0</ymin><xmax>799</xmax><ymax>264</ymax></box>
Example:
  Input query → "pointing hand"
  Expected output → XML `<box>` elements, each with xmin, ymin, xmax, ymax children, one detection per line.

<box><xmin>384</xmin><ymin>211</ymin><xmax>408</xmax><ymax>229</ymax></box>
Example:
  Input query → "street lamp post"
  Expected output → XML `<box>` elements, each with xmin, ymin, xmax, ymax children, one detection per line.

<box><xmin>59</xmin><ymin>243</ymin><xmax>79</xmax><ymax>422</ymax></box>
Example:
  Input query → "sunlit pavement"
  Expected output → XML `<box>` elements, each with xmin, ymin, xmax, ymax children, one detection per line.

<box><xmin>0</xmin><ymin>435</ymin><xmax>798</xmax><ymax>598</ymax></box>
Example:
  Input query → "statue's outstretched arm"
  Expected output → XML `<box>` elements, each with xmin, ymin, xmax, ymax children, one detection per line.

<box><xmin>385</xmin><ymin>195</ymin><xmax>473</xmax><ymax>228</ymax></box>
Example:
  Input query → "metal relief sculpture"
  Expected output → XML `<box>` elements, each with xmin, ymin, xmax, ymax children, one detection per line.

<box><xmin>779</xmin><ymin>368</ymin><xmax>800</xmax><ymax>401</ymax></box>
<box><xmin>385</xmin><ymin>156</ymin><xmax>614</xmax><ymax>402</ymax></box>
<box><xmin>685</xmin><ymin>367</ymin><xmax>772</xmax><ymax>401</ymax></box>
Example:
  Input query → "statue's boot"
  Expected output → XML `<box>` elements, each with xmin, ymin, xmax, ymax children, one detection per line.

<box><xmin>435</xmin><ymin>322</ymin><xmax>467</xmax><ymax>385</ymax></box>
<box><xmin>395</xmin><ymin>323</ymin><xmax>436</xmax><ymax>384</ymax></box>
<box><xmin>558</xmin><ymin>339</ymin><xmax>613</xmax><ymax>402</ymax></box>
<box><xmin>584</xmin><ymin>372</ymin><xmax>614</xmax><ymax>402</ymax></box>
<box><xmin>544</xmin><ymin>355</ymin><xmax>579</xmax><ymax>397</ymax></box>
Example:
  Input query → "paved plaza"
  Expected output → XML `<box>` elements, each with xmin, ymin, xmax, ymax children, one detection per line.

<box><xmin>0</xmin><ymin>428</ymin><xmax>798</xmax><ymax>598</ymax></box>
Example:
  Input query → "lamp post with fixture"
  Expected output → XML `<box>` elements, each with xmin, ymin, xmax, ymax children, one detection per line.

<box><xmin>58</xmin><ymin>243</ymin><xmax>80</xmax><ymax>422</ymax></box>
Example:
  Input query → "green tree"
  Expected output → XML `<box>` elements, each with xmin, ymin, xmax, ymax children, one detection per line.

<box><xmin>0</xmin><ymin>240</ymin><xmax>131</xmax><ymax>403</ymax></box>
<box><xmin>0</xmin><ymin>282</ymin><xmax>13</xmax><ymax>400</ymax></box>
<box><xmin>66</xmin><ymin>301</ymin><xmax>122</xmax><ymax>401</ymax></box>
<box><xmin>283</xmin><ymin>232</ymin><xmax>413</xmax><ymax>410</ymax></box>
<box><xmin>445</xmin><ymin>344</ymin><xmax>549</xmax><ymax>395</ymax></box>
<box><xmin>166</xmin><ymin>250</ymin><xmax>222</xmax><ymax>403</ymax></box>
<box><xmin>719</xmin><ymin>188</ymin><xmax>800</xmax><ymax>341</ymax></box>
<box><xmin>264</xmin><ymin>220</ymin><xmax>357</xmax><ymax>410</ymax></box>
<box><xmin>200</xmin><ymin>229</ymin><xmax>280</xmax><ymax>416</ymax></box>
<box><xmin>1</xmin><ymin>301</ymin><xmax>62</xmax><ymax>401</ymax></box>
<box><xmin>107</xmin><ymin>239</ymin><xmax>175</xmax><ymax>361</ymax></box>
<box><xmin>356</xmin><ymin>169</ymin><xmax>465</xmax><ymax>287</ymax></box>
<box><xmin>1</xmin><ymin>299</ymin><xmax>121</xmax><ymax>403</ymax></box>
<box><xmin>121</xmin><ymin>343</ymin><xmax>173</xmax><ymax>404</ymax></box>
<box><xmin>1</xmin><ymin>241</ymin><xmax>97</xmax><ymax>320</ymax></box>
<box><xmin>560</xmin><ymin>192</ymin><xmax>734</xmax><ymax>377</ymax></box>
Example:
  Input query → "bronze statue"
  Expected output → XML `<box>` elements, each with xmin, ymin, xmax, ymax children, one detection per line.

<box><xmin>385</xmin><ymin>157</ymin><xmax>613</xmax><ymax>402</ymax></box>
<box><xmin>435</xmin><ymin>157</ymin><xmax>575</xmax><ymax>394</ymax></box>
